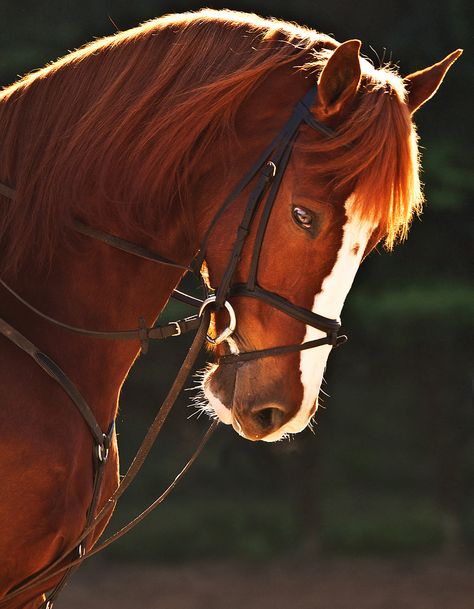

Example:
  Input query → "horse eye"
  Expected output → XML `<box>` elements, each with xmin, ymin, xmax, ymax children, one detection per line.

<box><xmin>292</xmin><ymin>205</ymin><xmax>313</xmax><ymax>230</ymax></box>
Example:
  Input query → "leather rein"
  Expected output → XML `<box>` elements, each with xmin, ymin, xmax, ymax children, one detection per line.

<box><xmin>0</xmin><ymin>83</ymin><xmax>346</xmax><ymax>607</ymax></box>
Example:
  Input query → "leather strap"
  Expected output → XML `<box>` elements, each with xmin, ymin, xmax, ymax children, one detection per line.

<box><xmin>0</xmin><ymin>318</ymin><xmax>105</xmax><ymax>445</ymax></box>
<box><xmin>214</xmin><ymin>161</ymin><xmax>275</xmax><ymax>308</ymax></box>
<box><xmin>38</xmin><ymin>421</ymin><xmax>115</xmax><ymax>609</ymax></box>
<box><xmin>0</xmin><ymin>183</ymin><xmax>192</xmax><ymax>274</ymax></box>
<box><xmin>219</xmin><ymin>333</ymin><xmax>348</xmax><ymax>364</ymax></box>
<box><xmin>0</xmin><ymin>315</ymin><xmax>118</xmax><ymax>608</ymax></box>
<box><xmin>73</xmin><ymin>220</ymin><xmax>191</xmax><ymax>272</ymax></box>
<box><xmin>0</xmin><ymin>279</ymin><xmax>200</xmax><ymax>344</ymax></box>
<box><xmin>230</xmin><ymin>284</ymin><xmax>341</xmax><ymax>333</ymax></box>
<box><xmin>27</xmin><ymin>419</ymin><xmax>218</xmax><ymax>590</ymax></box>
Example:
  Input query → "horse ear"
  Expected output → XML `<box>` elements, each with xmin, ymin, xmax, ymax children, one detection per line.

<box><xmin>315</xmin><ymin>40</ymin><xmax>362</xmax><ymax>117</ymax></box>
<box><xmin>405</xmin><ymin>49</ymin><xmax>463</xmax><ymax>114</ymax></box>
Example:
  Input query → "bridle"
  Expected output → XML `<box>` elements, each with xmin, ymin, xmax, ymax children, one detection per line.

<box><xmin>194</xmin><ymin>84</ymin><xmax>347</xmax><ymax>361</ymax></box>
<box><xmin>0</xmin><ymin>83</ymin><xmax>346</xmax><ymax>607</ymax></box>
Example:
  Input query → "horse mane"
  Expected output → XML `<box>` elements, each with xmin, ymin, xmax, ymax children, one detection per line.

<box><xmin>0</xmin><ymin>8</ymin><xmax>422</xmax><ymax>275</ymax></box>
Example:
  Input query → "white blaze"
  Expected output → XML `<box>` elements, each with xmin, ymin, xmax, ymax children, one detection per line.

<box><xmin>267</xmin><ymin>196</ymin><xmax>375</xmax><ymax>439</ymax></box>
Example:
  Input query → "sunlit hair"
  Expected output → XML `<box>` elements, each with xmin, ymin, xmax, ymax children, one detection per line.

<box><xmin>300</xmin><ymin>49</ymin><xmax>423</xmax><ymax>248</ymax></box>
<box><xmin>0</xmin><ymin>8</ymin><xmax>422</xmax><ymax>274</ymax></box>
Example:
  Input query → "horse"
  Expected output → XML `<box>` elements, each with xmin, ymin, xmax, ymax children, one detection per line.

<box><xmin>0</xmin><ymin>8</ymin><xmax>460</xmax><ymax>608</ymax></box>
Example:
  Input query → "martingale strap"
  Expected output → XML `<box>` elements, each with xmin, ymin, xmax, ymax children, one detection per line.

<box><xmin>0</xmin><ymin>318</ymin><xmax>105</xmax><ymax>445</ymax></box>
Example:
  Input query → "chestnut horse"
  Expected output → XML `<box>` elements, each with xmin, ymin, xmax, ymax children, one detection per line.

<box><xmin>0</xmin><ymin>9</ymin><xmax>460</xmax><ymax>608</ymax></box>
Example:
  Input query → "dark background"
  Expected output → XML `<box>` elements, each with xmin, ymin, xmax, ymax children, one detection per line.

<box><xmin>1</xmin><ymin>0</ymin><xmax>472</xmax><ymax>604</ymax></box>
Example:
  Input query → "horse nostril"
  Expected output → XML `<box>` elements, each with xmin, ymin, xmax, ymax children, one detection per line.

<box><xmin>233</xmin><ymin>404</ymin><xmax>289</xmax><ymax>440</ymax></box>
<box><xmin>252</xmin><ymin>405</ymin><xmax>285</xmax><ymax>432</ymax></box>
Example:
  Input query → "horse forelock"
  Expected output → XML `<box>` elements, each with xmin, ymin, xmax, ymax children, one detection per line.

<box><xmin>298</xmin><ymin>51</ymin><xmax>423</xmax><ymax>249</ymax></box>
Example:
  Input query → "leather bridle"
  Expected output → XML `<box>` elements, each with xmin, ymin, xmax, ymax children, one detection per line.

<box><xmin>193</xmin><ymin>84</ymin><xmax>346</xmax><ymax>361</ymax></box>
<box><xmin>0</xmin><ymin>83</ymin><xmax>346</xmax><ymax>607</ymax></box>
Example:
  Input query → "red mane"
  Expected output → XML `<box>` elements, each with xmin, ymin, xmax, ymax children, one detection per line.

<box><xmin>0</xmin><ymin>8</ymin><xmax>422</xmax><ymax>275</ymax></box>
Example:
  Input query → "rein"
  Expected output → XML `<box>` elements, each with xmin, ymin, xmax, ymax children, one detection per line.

<box><xmin>0</xmin><ymin>83</ymin><xmax>347</xmax><ymax>607</ymax></box>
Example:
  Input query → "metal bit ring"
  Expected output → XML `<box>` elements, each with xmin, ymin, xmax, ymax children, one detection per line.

<box><xmin>199</xmin><ymin>296</ymin><xmax>236</xmax><ymax>345</ymax></box>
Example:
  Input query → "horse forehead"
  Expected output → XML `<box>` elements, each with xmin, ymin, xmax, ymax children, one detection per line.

<box><xmin>291</xmin><ymin>151</ymin><xmax>352</xmax><ymax>202</ymax></box>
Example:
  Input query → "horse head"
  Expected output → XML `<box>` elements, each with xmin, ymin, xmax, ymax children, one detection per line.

<box><xmin>199</xmin><ymin>38</ymin><xmax>461</xmax><ymax>441</ymax></box>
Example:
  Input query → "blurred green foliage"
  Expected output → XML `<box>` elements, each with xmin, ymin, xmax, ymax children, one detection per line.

<box><xmin>1</xmin><ymin>1</ymin><xmax>472</xmax><ymax>561</ymax></box>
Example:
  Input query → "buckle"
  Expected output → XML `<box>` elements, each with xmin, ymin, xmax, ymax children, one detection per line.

<box><xmin>97</xmin><ymin>443</ymin><xmax>109</xmax><ymax>463</ymax></box>
<box><xmin>335</xmin><ymin>334</ymin><xmax>348</xmax><ymax>348</ymax></box>
<box><xmin>264</xmin><ymin>160</ymin><xmax>277</xmax><ymax>178</ymax></box>
<box><xmin>169</xmin><ymin>321</ymin><xmax>182</xmax><ymax>337</ymax></box>
<box><xmin>96</xmin><ymin>437</ymin><xmax>109</xmax><ymax>463</ymax></box>
<box><xmin>96</xmin><ymin>422</ymin><xmax>114</xmax><ymax>464</ymax></box>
